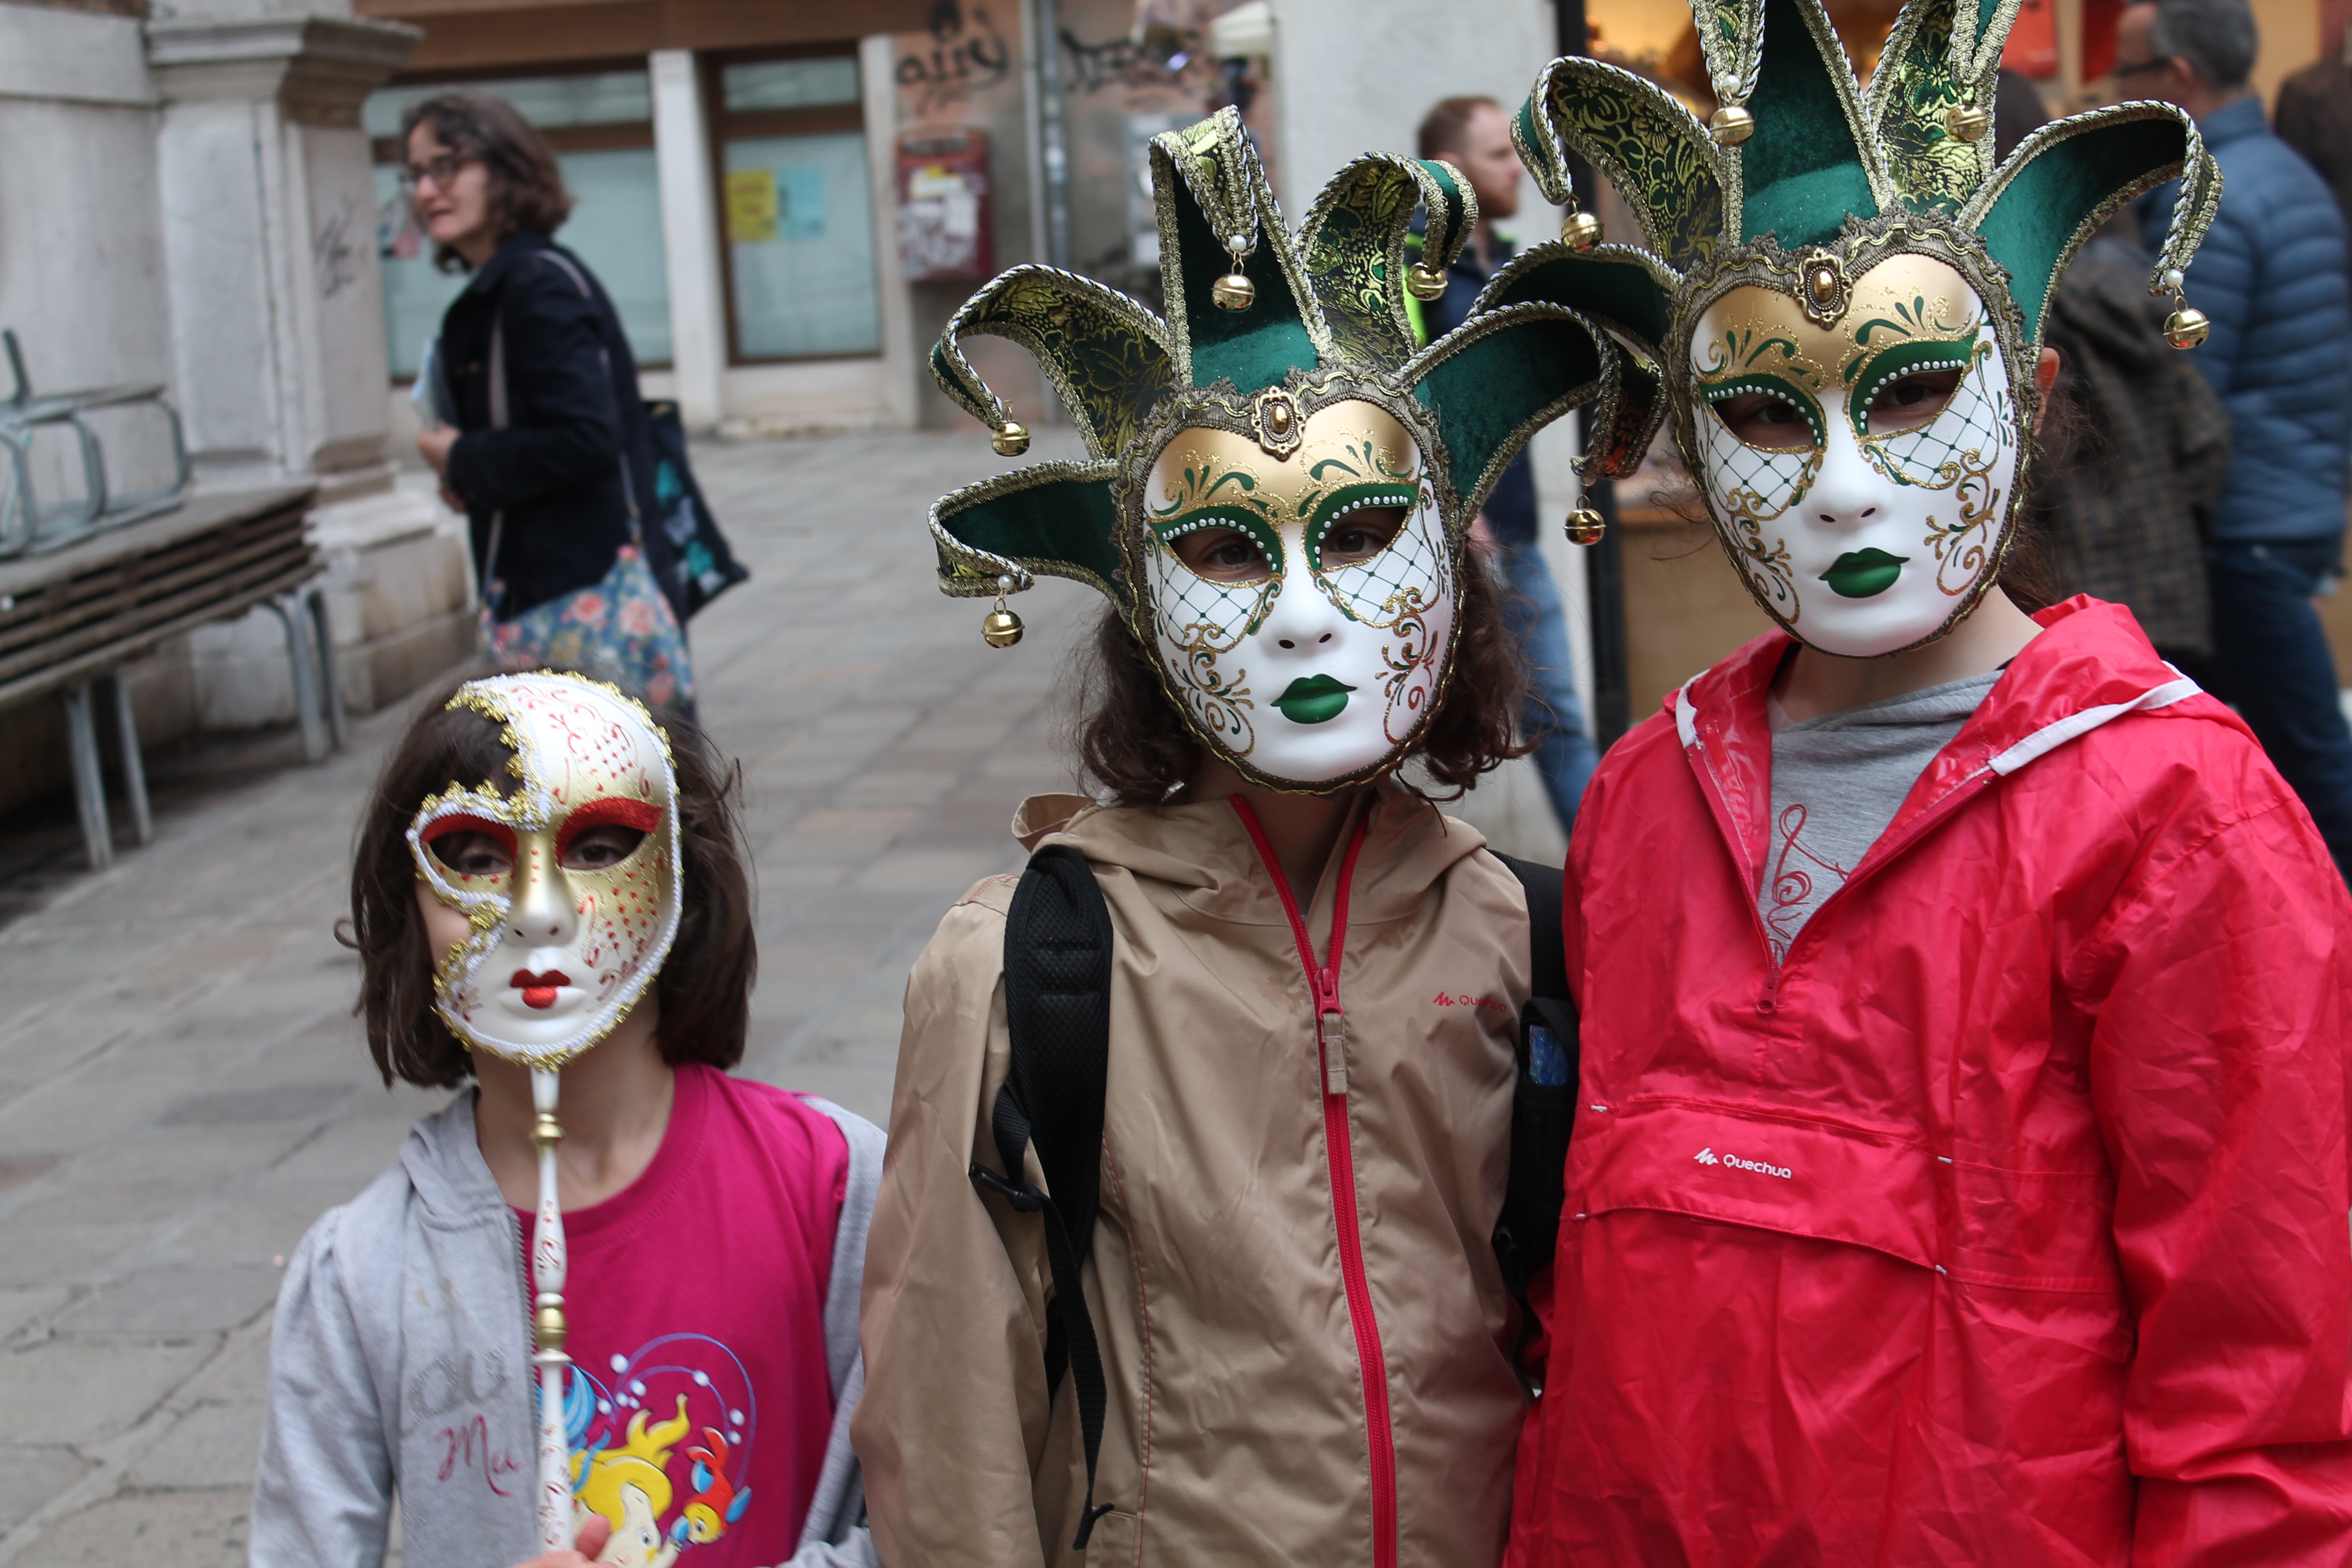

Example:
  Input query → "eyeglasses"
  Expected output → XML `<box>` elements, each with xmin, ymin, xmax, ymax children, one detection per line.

<box><xmin>400</xmin><ymin>153</ymin><xmax>474</xmax><ymax>193</ymax></box>
<box><xmin>2111</xmin><ymin>56</ymin><xmax>2171</xmax><ymax>79</ymax></box>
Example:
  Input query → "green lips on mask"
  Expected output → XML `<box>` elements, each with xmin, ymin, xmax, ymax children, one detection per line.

<box><xmin>1820</xmin><ymin>548</ymin><xmax>1909</xmax><ymax>599</ymax></box>
<box><xmin>1273</xmin><ymin>674</ymin><xmax>1355</xmax><ymax>725</ymax></box>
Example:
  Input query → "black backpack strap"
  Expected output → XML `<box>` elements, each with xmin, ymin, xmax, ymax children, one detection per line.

<box><xmin>1491</xmin><ymin>852</ymin><xmax>1580</xmax><ymax>1393</ymax></box>
<box><xmin>964</xmin><ymin>843</ymin><xmax>1118</xmax><ymax>1548</ymax></box>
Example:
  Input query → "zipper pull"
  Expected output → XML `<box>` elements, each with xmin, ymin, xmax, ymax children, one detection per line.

<box><xmin>1757</xmin><ymin>966</ymin><xmax>1782</xmax><ymax>1016</ymax></box>
<box><xmin>1320</xmin><ymin>1008</ymin><xmax>1349</xmax><ymax>1097</ymax></box>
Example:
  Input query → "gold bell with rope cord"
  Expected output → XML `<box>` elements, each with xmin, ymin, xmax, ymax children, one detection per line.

<box><xmin>991</xmin><ymin>420</ymin><xmax>1030</xmax><ymax>456</ymax></box>
<box><xmin>1406</xmin><ymin>262</ymin><xmax>1447</xmax><ymax>301</ymax></box>
<box><xmin>1564</xmin><ymin>507</ymin><xmax>1607</xmax><ymax>546</ymax></box>
<box><xmin>1709</xmin><ymin>105</ymin><xmax>1755</xmax><ymax>145</ymax></box>
<box><xmin>1561</xmin><ymin>209</ymin><xmax>1604</xmax><ymax>249</ymax></box>
<box><xmin>1211</xmin><ymin>235</ymin><xmax>1256</xmax><ymax>312</ymax></box>
<box><xmin>982</xmin><ymin>575</ymin><xmax>1024</xmax><ymax>648</ymax></box>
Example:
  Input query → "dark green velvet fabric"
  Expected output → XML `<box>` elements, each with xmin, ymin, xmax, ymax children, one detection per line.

<box><xmin>1418</xmin><ymin>158</ymin><xmax>1468</xmax><ymax>219</ymax></box>
<box><xmin>1741</xmin><ymin>0</ymin><xmax>1879</xmax><ymax>247</ymax></box>
<box><xmin>941</xmin><ymin>477</ymin><xmax>1126</xmax><ymax>604</ymax></box>
<box><xmin>931</xmin><ymin>341</ymin><xmax>985</xmax><ymax>415</ymax></box>
<box><xmin>1977</xmin><ymin>115</ymin><xmax>2186</xmax><ymax>339</ymax></box>
<box><xmin>1172</xmin><ymin>167</ymin><xmax>1318</xmax><ymax>393</ymax></box>
<box><xmin>1412</xmin><ymin>315</ymin><xmax>1604</xmax><ymax>499</ymax></box>
<box><xmin>1488</xmin><ymin>251</ymin><xmax>1673</xmax><ymax>347</ymax></box>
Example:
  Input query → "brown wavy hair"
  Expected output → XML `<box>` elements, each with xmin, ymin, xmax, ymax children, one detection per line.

<box><xmin>1077</xmin><ymin>550</ymin><xmax>1532</xmax><ymax>805</ymax></box>
<box><xmin>400</xmin><ymin>90</ymin><xmax>575</xmax><ymax>274</ymax></box>
<box><xmin>341</xmin><ymin>671</ymin><xmax>755</xmax><ymax>1088</ymax></box>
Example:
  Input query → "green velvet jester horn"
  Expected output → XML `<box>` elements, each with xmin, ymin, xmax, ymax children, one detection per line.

<box><xmin>925</xmin><ymin>107</ymin><xmax>1627</xmax><ymax>609</ymax></box>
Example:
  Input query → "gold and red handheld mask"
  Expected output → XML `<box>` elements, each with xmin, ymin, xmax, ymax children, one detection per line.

<box><xmin>409</xmin><ymin>672</ymin><xmax>681</xmax><ymax>1066</ymax></box>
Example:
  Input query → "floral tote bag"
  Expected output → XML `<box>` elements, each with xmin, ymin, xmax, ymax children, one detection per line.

<box><xmin>473</xmin><ymin>261</ymin><xmax>697</xmax><ymax>711</ymax></box>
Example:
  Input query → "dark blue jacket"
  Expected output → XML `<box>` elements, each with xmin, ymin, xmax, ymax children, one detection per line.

<box><xmin>441</xmin><ymin>232</ymin><xmax>663</xmax><ymax>617</ymax></box>
<box><xmin>2140</xmin><ymin>96</ymin><xmax>2351</xmax><ymax>543</ymax></box>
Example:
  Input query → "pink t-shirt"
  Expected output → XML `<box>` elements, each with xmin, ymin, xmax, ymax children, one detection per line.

<box><xmin>516</xmin><ymin>1065</ymin><xmax>847</xmax><ymax>1567</ymax></box>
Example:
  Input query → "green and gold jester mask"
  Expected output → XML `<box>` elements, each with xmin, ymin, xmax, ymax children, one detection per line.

<box><xmin>1484</xmin><ymin>0</ymin><xmax>2222</xmax><ymax>656</ymax></box>
<box><xmin>925</xmin><ymin>108</ymin><xmax>1627</xmax><ymax>792</ymax></box>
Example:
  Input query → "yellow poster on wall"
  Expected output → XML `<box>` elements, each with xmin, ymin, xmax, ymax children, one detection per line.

<box><xmin>725</xmin><ymin>168</ymin><xmax>778</xmax><ymax>244</ymax></box>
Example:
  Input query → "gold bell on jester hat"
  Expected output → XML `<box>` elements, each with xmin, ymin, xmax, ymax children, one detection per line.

<box><xmin>1560</xmin><ymin>209</ymin><xmax>1604</xmax><ymax>249</ymax></box>
<box><xmin>982</xmin><ymin>576</ymin><xmax>1024</xmax><ymax>647</ymax></box>
<box><xmin>1212</xmin><ymin>235</ymin><xmax>1256</xmax><ymax>311</ymax></box>
<box><xmin>1709</xmin><ymin>104</ymin><xmax>1755</xmax><ymax>145</ymax></box>
<box><xmin>991</xmin><ymin>419</ymin><xmax>1030</xmax><ymax>456</ymax></box>
<box><xmin>2164</xmin><ymin>306</ymin><xmax>2212</xmax><ymax>349</ymax></box>
<box><xmin>1564</xmin><ymin>506</ymin><xmax>1606</xmax><ymax>546</ymax></box>
<box><xmin>1406</xmin><ymin>262</ymin><xmax>1448</xmax><ymax>301</ymax></box>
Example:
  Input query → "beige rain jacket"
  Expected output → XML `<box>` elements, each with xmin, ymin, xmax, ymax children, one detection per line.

<box><xmin>855</xmin><ymin>785</ymin><xmax>1533</xmax><ymax>1567</ymax></box>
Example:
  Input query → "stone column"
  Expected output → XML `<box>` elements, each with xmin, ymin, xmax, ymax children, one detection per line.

<box><xmin>859</xmin><ymin>31</ymin><xmax>919</xmax><ymax>432</ymax></box>
<box><xmin>1264</xmin><ymin>0</ymin><xmax>1551</xmax><ymax>210</ymax></box>
<box><xmin>146</xmin><ymin>13</ymin><xmax>418</xmax><ymax>498</ymax></box>
<box><xmin>651</xmin><ymin>47</ymin><xmax>727</xmax><ymax>433</ymax></box>
<box><xmin>149</xmin><ymin>12</ymin><xmax>479</xmax><ymax>722</ymax></box>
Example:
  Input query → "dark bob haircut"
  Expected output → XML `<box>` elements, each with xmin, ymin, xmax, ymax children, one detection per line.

<box><xmin>1077</xmin><ymin>550</ymin><xmax>1532</xmax><ymax>805</ymax></box>
<box><xmin>399</xmin><ymin>90</ymin><xmax>574</xmax><ymax>273</ymax></box>
<box><xmin>343</xmin><ymin>670</ymin><xmax>755</xmax><ymax>1089</ymax></box>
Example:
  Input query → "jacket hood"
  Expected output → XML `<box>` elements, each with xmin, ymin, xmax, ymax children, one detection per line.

<box><xmin>1671</xmin><ymin>595</ymin><xmax>2245</xmax><ymax>880</ymax></box>
<box><xmin>1011</xmin><ymin>778</ymin><xmax>1493</xmax><ymax>931</ymax></box>
<box><xmin>397</xmin><ymin>1090</ymin><xmax>510</xmax><ymax>1230</ymax></box>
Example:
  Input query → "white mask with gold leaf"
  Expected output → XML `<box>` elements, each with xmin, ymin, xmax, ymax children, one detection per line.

<box><xmin>1689</xmin><ymin>252</ymin><xmax>2021</xmax><ymax>658</ymax></box>
<box><xmin>1137</xmin><ymin>392</ymin><xmax>1456</xmax><ymax>789</ymax></box>
<box><xmin>408</xmin><ymin>672</ymin><xmax>680</xmax><ymax>1065</ymax></box>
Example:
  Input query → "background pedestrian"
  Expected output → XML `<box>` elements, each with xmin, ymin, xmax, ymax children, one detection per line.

<box><xmin>403</xmin><ymin>91</ymin><xmax>695</xmax><ymax>712</ymax></box>
<box><xmin>2120</xmin><ymin>0</ymin><xmax>2352</xmax><ymax>881</ymax></box>
<box><xmin>1996</xmin><ymin>70</ymin><xmax>2231</xmax><ymax>668</ymax></box>
<box><xmin>1415</xmin><ymin>95</ymin><xmax>1600</xmax><ymax>836</ymax></box>
<box><xmin>2275</xmin><ymin>29</ymin><xmax>2352</xmax><ymax>232</ymax></box>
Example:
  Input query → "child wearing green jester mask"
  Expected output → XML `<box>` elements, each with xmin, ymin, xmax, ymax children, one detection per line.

<box><xmin>854</xmin><ymin>110</ymin><xmax>1623</xmax><ymax>1567</ymax></box>
<box><xmin>1494</xmin><ymin>0</ymin><xmax>2352</xmax><ymax>1559</ymax></box>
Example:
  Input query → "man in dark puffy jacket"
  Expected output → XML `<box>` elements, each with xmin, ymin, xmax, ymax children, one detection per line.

<box><xmin>1411</xmin><ymin>95</ymin><xmax>1599</xmax><ymax>837</ymax></box>
<box><xmin>2122</xmin><ymin>0</ymin><xmax>2352</xmax><ymax>883</ymax></box>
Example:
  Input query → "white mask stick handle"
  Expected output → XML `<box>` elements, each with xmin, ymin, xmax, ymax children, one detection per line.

<box><xmin>529</xmin><ymin>1066</ymin><xmax>571</xmax><ymax>1550</ymax></box>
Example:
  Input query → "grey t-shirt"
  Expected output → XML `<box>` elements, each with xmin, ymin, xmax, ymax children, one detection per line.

<box><xmin>1760</xmin><ymin>669</ymin><xmax>2002</xmax><ymax>959</ymax></box>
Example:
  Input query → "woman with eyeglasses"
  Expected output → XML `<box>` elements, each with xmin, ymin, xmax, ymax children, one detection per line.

<box><xmin>402</xmin><ymin>91</ymin><xmax>695</xmax><ymax>714</ymax></box>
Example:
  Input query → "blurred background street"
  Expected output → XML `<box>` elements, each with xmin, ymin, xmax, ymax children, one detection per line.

<box><xmin>2</xmin><ymin>0</ymin><xmax>2348</xmax><ymax>1556</ymax></box>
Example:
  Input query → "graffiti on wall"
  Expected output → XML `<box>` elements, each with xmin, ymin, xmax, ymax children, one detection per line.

<box><xmin>897</xmin><ymin>2</ymin><xmax>1014</xmax><ymax>117</ymax></box>
<box><xmin>314</xmin><ymin>198</ymin><xmax>365</xmax><ymax>300</ymax></box>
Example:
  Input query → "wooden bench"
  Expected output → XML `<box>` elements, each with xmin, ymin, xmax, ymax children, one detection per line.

<box><xmin>0</xmin><ymin>485</ymin><xmax>339</xmax><ymax>868</ymax></box>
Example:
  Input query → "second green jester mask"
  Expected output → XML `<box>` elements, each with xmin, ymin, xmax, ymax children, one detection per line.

<box><xmin>925</xmin><ymin>110</ymin><xmax>1634</xmax><ymax>793</ymax></box>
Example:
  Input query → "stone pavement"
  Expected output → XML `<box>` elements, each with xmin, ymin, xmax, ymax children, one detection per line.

<box><xmin>0</xmin><ymin>427</ymin><xmax>1565</xmax><ymax>1565</ymax></box>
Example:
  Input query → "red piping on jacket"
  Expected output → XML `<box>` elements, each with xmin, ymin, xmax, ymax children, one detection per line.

<box><xmin>1231</xmin><ymin>797</ymin><xmax>1394</xmax><ymax>1568</ymax></box>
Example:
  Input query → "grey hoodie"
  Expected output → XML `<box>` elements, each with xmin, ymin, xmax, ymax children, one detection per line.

<box><xmin>251</xmin><ymin>1088</ymin><xmax>883</xmax><ymax>1568</ymax></box>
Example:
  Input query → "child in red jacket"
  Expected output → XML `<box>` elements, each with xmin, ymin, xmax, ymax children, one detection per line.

<box><xmin>1498</xmin><ymin>0</ymin><xmax>2352</xmax><ymax>1559</ymax></box>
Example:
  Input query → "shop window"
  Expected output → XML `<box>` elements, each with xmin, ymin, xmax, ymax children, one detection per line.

<box><xmin>368</xmin><ymin>67</ymin><xmax>672</xmax><ymax>377</ymax></box>
<box><xmin>711</xmin><ymin>53</ymin><xmax>881</xmax><ymax>362</ymax></box>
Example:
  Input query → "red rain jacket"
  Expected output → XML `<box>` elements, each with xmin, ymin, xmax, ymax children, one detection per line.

<box><xmin>1511</xmin><ymin>598</ymin><xmax>2352</xmax><ymax>1565</ymax></box>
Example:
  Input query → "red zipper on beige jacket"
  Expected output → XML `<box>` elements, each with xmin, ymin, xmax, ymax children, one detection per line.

<box><xmin>1232</xmin><ymin>797</ymin><xmax>1395</xmax><ymax>1568</ymax></box>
